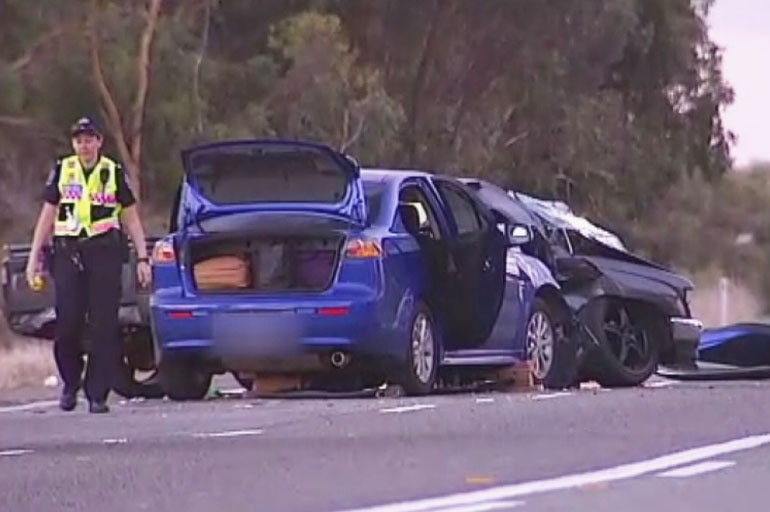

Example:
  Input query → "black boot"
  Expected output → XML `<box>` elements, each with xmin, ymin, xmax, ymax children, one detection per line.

<box><xmin>88</xmin><ymin>400</ymin><xmax>110</xmax><ymax>414</ymax></box>
<box><xmin>59</xmin><ymin>389</ymin><xmax>78</xmax><ymax>412</ymax></box>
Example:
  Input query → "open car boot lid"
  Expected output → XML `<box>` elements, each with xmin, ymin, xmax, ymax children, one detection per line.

<box><xmin>179</xmin><ymin>139</ymin><xmax>366</xmax><ymax>229</ymax></box>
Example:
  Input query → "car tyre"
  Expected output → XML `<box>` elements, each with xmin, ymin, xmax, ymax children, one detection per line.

<box><xmin>396</xmin><ymin>301</ymin><xmax>440</xmax><ymax>396</ymax></box>
<box><xmin>526</xmin><ymin>297</ymin><xmax>578</xmax><ymax>390</ymax></box>
<box><xmin>112</xmin><ymin>325</ymin><xmax>165</xmax><ymax>400</ymax></box>
<box><xmin>583</xmin><ymin>298</ymin><xmax>662</xmax><ymax>387</ymax></box>
<box><xmin>159</xmin><ymin>359</ymin><xmax>212</xmax><ymax>401</ymax></box>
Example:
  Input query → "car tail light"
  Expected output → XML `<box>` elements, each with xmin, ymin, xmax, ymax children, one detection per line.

<box><xmin>152</xmin><ymin>240</ymin><xmax>176</xmax><ymax>264</ymax></box>
<box><xmin>344</xmin><ymin>238</ymin><xmax>381</xmax><ymax>259</ymax></box>
<box><xmin>167</xmin><ymin>310</ymin><xmax>193</xmax><ymax>319</ymax></box>
<box><xmin>317</xmin><ymin>307</ymin><xmax>349</xmax><ymax>316</ymax></box>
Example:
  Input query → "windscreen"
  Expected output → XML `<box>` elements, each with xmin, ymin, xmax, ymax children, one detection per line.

<box><xmin>187</xmin><ymin>145</ymin><xmax>351</xmax><ymax>205</ymax></box>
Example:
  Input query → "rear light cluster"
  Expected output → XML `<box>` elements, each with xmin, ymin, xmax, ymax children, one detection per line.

<box><xmin>344</xmin><ymin>238</ymin><xmax>381</xmax><ymax>259</ymax></box>
<box><xmin>167</xmin><ymin>310</ymin><xmax>193</xmax><ymax>319</ymax></box>
<box><xmin>152</xmin><ymin>239</ymin><xmax>176</xmax><ymax>264</ymax></box>
<box><xmin>317</xmin><ymin>306</ymin><xmax>349</xmax><ymax>316</ymax></box>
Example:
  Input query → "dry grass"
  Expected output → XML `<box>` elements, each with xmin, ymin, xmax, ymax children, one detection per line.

<box><xmin>0</xmin><ymin>338</ymin><xmax>57</xmax><ymax>390</ymax></box>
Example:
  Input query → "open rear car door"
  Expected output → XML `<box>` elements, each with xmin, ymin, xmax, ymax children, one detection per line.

<box><xmin>431</xmin><ymin>178</ymin><xmax>507</xmax><ymax>349</ymax></box>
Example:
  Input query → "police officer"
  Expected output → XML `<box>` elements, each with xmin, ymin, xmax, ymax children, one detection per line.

<box><xmin>25</xmin><ymin>117</ymin><xmax>151</xmax><ymax>413</ymax></box>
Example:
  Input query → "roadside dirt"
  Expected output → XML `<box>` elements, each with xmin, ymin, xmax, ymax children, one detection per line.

<box><xmin>0</xmin><ymin>338</ymin><xmax>57</xmax><ymax>391</ymax></box>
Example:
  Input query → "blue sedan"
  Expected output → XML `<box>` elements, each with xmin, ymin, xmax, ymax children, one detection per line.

<box><xmin>148</xmin><ymin>139</ymin><xmax>574</xmax><ymax>399</ymax></box>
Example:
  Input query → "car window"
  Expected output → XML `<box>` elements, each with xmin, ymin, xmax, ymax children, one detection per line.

<box><xmin>362</xmin><ymin>180</ymin><xmax>386</xmax><ymax>225</ymax></box>
<box><xmin>168</xmin><ymin>184</ymin><xmax>182</xmax><ymax>233</ymax></box>
<box><xmin>397</xmin><ymin>183</ymin><xmax>442</xmax><ymax>239</ymax></box>
<box><xmin>466</xmin><ymin>181</ymin><xmax>537</xmax><ymax>227</ymax></box>
<box><xmin>435</xmin><ymin>181</ymin><xmax>483</xmax><ymax>235</ymax></box>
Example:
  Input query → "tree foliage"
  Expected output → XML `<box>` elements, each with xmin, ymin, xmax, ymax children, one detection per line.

<box><xmin>0</xmin><ymin>0</ymin><xmax>744</xmax><ymax>269</ymax></box>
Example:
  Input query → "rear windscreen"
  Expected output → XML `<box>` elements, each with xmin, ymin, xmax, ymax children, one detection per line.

<box><xmin>188</xmin><ymin>148</ymin><xmax>350</xmax><ymax>205</ymax></box>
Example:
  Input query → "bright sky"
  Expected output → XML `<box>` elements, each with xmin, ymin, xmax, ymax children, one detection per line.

<box><xmin>708</xmin><ymin>0</ymin><xmax>770</xmax><ymax>168</ymax></box>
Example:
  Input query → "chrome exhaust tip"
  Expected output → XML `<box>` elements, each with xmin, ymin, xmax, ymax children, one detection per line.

<box><xmin>330</xmin><ymin>351</ymin><xmax>350</xmax><ymax>368</ymax></box>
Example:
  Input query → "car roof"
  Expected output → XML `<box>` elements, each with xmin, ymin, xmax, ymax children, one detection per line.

<box><xmin>361</xmin><ymin>168</ymin><xmax>475</xmax><ymax>190</ymax></box>
<box><xmin>360</xmin><ymin>168</ymin><xmax>436</xmax><ymax>184</ymax></box>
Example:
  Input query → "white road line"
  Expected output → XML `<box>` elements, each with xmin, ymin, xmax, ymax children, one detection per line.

<box><xmin>380</xmin><ymin>404</ymin><xmax>436</xmax><ymax>414</ymax></box>
<box><xmin>219</xmin><ymin>388</ymin><xmax>248</xmax><ymax>395</ymax></box>
<box><xmin>475</xmin><ymin>398</ymin><xmax>495</xmax><ymax>404</ymax></box>
<box><xmin>103</xmin><ymin>438</ymin><xmax>128</xmax><ymax>445</ymax></box>
<box><xmin>332</xmin><ymin>433</ymin><xmax>770</xmax><ymax>512</ymax></box>
<box><xmin>431</xmin><ymin>500</ymin><xmax>523</xmax><ymax>512</ymax></box>
<box><xmin>656</xmin><ymin>460</ymin><xmax>736</xmax><ymax>478</ymax></box>
<box><xmin>0</xmin><ymin>449</ymin><xmax>33</xmax><ymax>457</ymax></box>
<box><xmin>0</xmin><ymin>400</ymin><xmax>60</xmax><ymax>413</ymax></box>
<box><xmin>193</xmin><ymin>429</ymin><xmax>263</xmax><ymax>438</ymax></box>
<box><xmin>531</xmin><ymin>392</ymin><xmax>572</xmax><ymax>401</ymax></box>
<box><xmin>645</xmin><ymin>381</ymin><xmax>677</xmax><ymax>389</ymax></box>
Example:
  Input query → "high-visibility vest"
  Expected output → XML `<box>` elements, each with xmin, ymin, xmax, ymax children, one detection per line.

<box><xmin>53</xmin><ymin>155</ymin><xmax>122</xmax><ymax>238</ymax></box>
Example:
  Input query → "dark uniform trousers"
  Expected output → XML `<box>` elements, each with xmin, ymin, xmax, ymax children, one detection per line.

<box><xmin>52</xmin><ymin>230</ymin><xmax>123</xmax><ymax>402</ymax></box>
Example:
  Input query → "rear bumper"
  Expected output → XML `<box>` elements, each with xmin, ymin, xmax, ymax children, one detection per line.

<box><xmin>149</xmin><ymin>295</ymin><xmax>408</xmax><ymax>373</ymax></box>
<box><xmin>668</xmin><ymin>317</ymin><xmax>703</xmax><ymax>366</ymax></box>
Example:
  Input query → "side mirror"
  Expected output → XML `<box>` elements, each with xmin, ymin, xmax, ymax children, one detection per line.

<box><xmin>489</xmin><ymin>209</ymin><xmax>533</xmax><ymax>247</ymax></box>
<box><xmin>506</xmin><ymin>223</ymin><xmax>533</xmax><ymax>247</ymax></box>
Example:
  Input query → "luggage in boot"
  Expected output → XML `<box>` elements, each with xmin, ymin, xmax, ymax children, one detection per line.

<box><xmin>193</xmin><ymin>255</ymin><xmax>251</xmax><ymax>290</ymax></box>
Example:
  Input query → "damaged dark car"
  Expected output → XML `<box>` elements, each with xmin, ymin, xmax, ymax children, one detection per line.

<box><xmin>461</xmin><ymin>178</ymin><xmax>703</xmax><ymax>387</ymax></box>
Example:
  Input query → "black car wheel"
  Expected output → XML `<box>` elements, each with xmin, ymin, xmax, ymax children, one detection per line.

<box><xmin>584</xmin><ymin>298</ymin><xmax>662</xmax><ymax>387</ymax></box>
<box><xmin>111</xmin><ymin>325</ymin><xmax>165</xmax><ymax>400</ymax></box>
<box><xmin>159</xmin><ymin>358</ymin><xmax>213</xmax><ymax>401</ymax></box>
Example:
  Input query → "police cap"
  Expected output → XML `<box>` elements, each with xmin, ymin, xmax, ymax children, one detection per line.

<box><xmin>69</xmin><ymin>117</ymin><xmax>102</xmax><ymax>138</ymax></box>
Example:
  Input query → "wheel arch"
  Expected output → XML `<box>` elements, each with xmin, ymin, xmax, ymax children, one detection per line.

<box><xmin>527</xmin><ymin>285</ymin><xmax>580</xmax><ymax>390</ymax></box>
<box><xmin>534</xmin><ymin>284</ymin><xmax>573</xmax><ymax>327</ymax></box>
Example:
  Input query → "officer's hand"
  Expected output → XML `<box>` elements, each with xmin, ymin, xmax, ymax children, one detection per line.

<box><xmin>25</xmin><ymin>259</ymin><xmax>40</xmax><ymax>289</ymax></box>
<box><xmin>137</xmin><ymin>261</ymin><xmax>152</xmax><ymax>288</ymax></box>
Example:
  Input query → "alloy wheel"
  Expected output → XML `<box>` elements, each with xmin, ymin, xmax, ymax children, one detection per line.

<box><xmin>411</xmin><ymin>313</ymin><xmax>435</xmax><ymax>384</ymax></box>
<box><xmin>527</xmin><ymin>310</ymin><xmax>555</xmax><ymax>380</ymax></box>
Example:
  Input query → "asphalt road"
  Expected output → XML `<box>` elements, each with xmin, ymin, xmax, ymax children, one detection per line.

<box><xmin>1</xmin><ymin>377</ymin><xmax>770</xmax><ymax>512</ymax></box>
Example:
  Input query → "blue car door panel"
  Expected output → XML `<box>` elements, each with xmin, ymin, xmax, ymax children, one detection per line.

<box><xmin>431</xmin><ymin>179</ymin><xmax>507</xmax><ymax>349</ymax></box>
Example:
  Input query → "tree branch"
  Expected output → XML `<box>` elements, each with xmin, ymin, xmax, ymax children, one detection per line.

<box><xmin>340</xmin><ymin>108</ymin><xmax>350</xmax><ymax>150</ymax></box>
<box><xmin>9</xmin><ymin>27</ymin><xmax>68</xmax><ymax>73</ymax></box>
<box><xmin>87</xmin><ymin>1</ymin><xmax>131</xmax><ymax>164</ymax></box>
<box><xmin>0</xmin><ymin>116</ymin><xmax>35</xmax><ymax>127</ymax></box>
<box><xmin>0</xmin><ymin>116</ymin><xmax>61</xmax><ymax>141</ymax></box>
<box><xmin>340</xmin><ymin>108</ymin><xmax>366</xmax><ymax>152</ymax></box>
<box><xmin>129</xmin><ymin>0</ymin><xmax>163</xmax><ymax>166</ymax></box>
<box><xmin>505</xmin><ymin>131</ymin><xmax>529</xmax><ymax>147</ymax></box>
<box><xmin>193</xmin><ymin>0</ymin><xmax>212</xmax><ymax>135</ymax></box>
<box><xmin>404</xmin><ymin>0</ymin><xmax>444</xmax><ymax>165</ymax></box>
